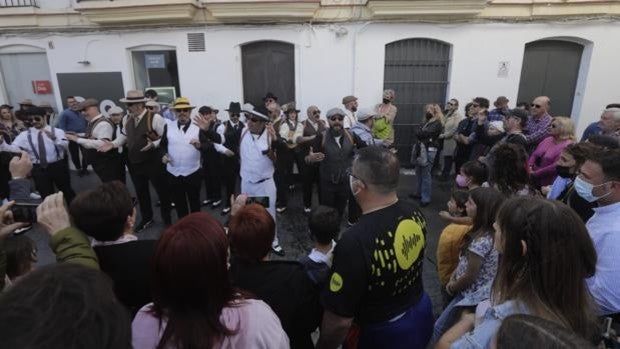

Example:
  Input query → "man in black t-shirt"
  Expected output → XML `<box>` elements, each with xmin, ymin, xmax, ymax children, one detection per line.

<box><xmin>317</xmin><ymin>147</ymin><xmax>433</xmax><ymax>349</ymax></box>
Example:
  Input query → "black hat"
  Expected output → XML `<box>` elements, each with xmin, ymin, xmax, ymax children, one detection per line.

<box><xmin>225</xmin><ymin>102</ymin><xmax>242</xmax><ymax>114</ymax></box>
<box><xmin>506</xmin><ymin>108</ymin><xmax>529</xmax><ymax>127</ymax></box>
<box><xmin>262</xmin><ymin>92</ymin><xmax>278</xmax><ymax>102</ymax></box>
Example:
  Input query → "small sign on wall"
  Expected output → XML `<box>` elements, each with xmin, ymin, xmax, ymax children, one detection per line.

<box><xmin>498</xmin><ymin>61</ymin><xmax>509</xmax><ymax>78</ymax></box>
<box><xmin>145</xmin><ymin>54</ymin><xmax>166</xmax><ymax>69</ymax></box>
<box><xmin>32</xmin><ymin>80</ymin><xmax>52</xmax><ymax>94</ymax></box>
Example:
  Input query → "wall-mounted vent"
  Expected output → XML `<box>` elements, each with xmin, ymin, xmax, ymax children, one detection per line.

<box><xmin>187</xmin><ymin>33</ymin><xmax>205</xmax><ymax>52</ymax></box>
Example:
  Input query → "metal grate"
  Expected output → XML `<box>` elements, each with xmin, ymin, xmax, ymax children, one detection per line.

<box><xmin>0</xmin><ymin>0</ymin><xmax>38</xmax><ymax>7</ymax></box>
<box><xmin>187</xmin><ymin>33</ymin><xmax>206</xmax><ymax>52</ymax></box>
<box><xmin>384</xmin><ymin>38</ymin><xmax>451</xmax><ymax>165</ymax></box>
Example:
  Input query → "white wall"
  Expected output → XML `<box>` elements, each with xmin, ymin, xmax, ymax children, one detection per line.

<box><xmin>1</xmin><ymin>21</ymin><xmax>619</xmax><ymax>134</ymax></box>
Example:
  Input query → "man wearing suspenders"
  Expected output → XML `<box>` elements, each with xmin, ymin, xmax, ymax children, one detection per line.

<box><xmin>66</xmin><ymin>99</ymin><xmax>125</xmax><ymax>183</ymax></box>
<box><xmin>0</xmin><ymin>107</ymin><xmax>75</xmax><ymax>203</ymax></box>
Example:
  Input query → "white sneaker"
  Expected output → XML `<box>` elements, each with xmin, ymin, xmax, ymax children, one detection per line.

<box><xmin>304</xmin><ymin>207</ymin><xmax>312</xmax><ymax>213</ymax></box>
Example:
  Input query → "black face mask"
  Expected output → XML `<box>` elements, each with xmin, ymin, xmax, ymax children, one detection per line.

<box><xmin>382</xmin><ymin>99</ymin><xmax>390</xmax><ymax>104</ymax></box>
<box><xmin>556</xmin><ymin>165</ymin><xmax>573</xmax><ymax>179</ymax></box>
<box><xmin>425</xmin><ymin>112</ymin><xmax>434</xmax><ymax>120</ymax></box>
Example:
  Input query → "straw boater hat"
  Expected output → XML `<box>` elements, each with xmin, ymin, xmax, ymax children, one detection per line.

<box><xmin>170</xmin><ymin>97</ymin><xmax>195</xmax><ymax>110</ymax></box>
<box><xmin>19</xmin><ymin>99</ymin><xmax>34</xmax><ymax>107</ymax></box>
<box><xmin>119</xmin><ymin>90</ymin><xmax>149</xmax><ymax>104</ymax></box>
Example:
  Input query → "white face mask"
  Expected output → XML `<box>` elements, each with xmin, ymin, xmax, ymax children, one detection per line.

<box><xmin>349</xmin><ymin>175</ymin><xmax>362</xmax><ymax>196</ymax></box>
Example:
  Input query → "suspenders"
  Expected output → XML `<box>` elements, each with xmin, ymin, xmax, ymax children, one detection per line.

<box><xmin>27</xmin><ymin>128</ymin><xmax>60</xmax><ymax>164</ymax></box>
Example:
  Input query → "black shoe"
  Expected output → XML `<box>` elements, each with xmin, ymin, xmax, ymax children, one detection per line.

<box><xmin>202</xmin><ymin>199</ymin><xmax>212</xmax><ymax>206</ymax></box>
<box><xmin>221</xmin><ymin>207</ymin><xmax>231</xmax><ymax>215</ymax></box>
<box><xmin>408</xmin><ymin>193</ymin><xmax>421</xmax><ymax>200</ymax></box>
<box><xmin>79</xmin><ymin>168</ymin><xmax>89</xmax><ymax>176</ymax></box>
<box><xmin>211</xmin><ymin>200</ymin><xmax>222</xmax><ymax>208</ymax></box>
<box><xmin>135</xmin><ymin>219</ymin><xmax>154</xmax><ymax>232</ymax></box>
<box><xmin>271</xmin><ymin>244</ymin><xmax>285</xmax><ymax>257</ymax></box>
<box><xmin>438</xmin><ymin>174</ymin><xmax>450</xmax><ymax>182</ymax></box>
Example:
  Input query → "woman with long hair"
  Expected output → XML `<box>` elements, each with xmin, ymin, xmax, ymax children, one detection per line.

<box><xmin>411</xmin><ymin>103</ymin><xmax>445</xmax><ymax>206</ymax></box>
<box><xmin>529</xmin><ymin>116</ymin><xmax>576</xmax><ymax>187</ymax></box>
<box><xmin>438</xmin><ymin>197</ymin><xmax>599</xmax><ymax>348</ymax></box>
<box><xmin>132</xmin><ymin>212</ymin><xmax>288</xmax><ymax>349</ymax></box>
<box><xmin>488</xmin><ymin>143</ymin><xmax>534</xmax><ymax>196</ymax></box>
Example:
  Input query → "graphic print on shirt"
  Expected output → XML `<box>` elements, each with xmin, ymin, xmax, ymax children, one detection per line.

<box><xmin>371</xmin><ymin>209</ymin><xmax>426</xmax><ymax>295</ymax></box>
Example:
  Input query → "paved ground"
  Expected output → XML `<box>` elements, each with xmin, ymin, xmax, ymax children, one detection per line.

<box><xmin>30</xmin><ymin>168</ymin><xmax>453</xmax><ymax>315</ymax></box>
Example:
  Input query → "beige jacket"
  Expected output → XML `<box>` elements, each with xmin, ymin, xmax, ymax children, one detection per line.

<box><xmin>439</xmin><ymin>111</ymin><xmax>464</xmax><ymax>156</ymax></box>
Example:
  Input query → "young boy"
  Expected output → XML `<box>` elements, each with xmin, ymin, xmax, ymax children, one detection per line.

<box><xmin>299</xmin><ymin>205</ymin><xmax>339</xmax><ymax>286</ymax></box>
<box><xmin>436</xmin><ymin>190</ymin><xmax>471</xmax><ymax>302</ymax></box>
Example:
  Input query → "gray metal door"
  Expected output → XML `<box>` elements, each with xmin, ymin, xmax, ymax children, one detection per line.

<box><xmin>384</xmin><ymin>38</ymin><xmax>450</xmax><ymax>164</ymax></box>
<box><xmin>242</xmin><ymin>41</ymin><xmax>295</xmax><ymax>107</ymax></box>
<box><xmin>517</xmin><ymin>40</ymin><xmax>583</xmax><ymax>117</ymax></box>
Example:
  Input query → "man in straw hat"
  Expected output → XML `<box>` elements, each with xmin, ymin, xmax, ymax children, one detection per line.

<box><xmin>66</xmin><ymin>99</ymin><xmax>124</xmax><ymax>183</ymax></box>
<box><xmin>160</xmin><ymin>97</ymin><xmax>203</xmax><ymax>219</ymax></box>
<box><xmin>99</xmin><ymin>90</ymin><xmax>171</xmax><ymax>230</ymax></box>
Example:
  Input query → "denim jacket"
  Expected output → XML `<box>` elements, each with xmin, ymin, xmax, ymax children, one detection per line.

<box><xmin>451</xmin><ymin>300</ymin><xmax>529</xmax><ymax>349</ymax></box>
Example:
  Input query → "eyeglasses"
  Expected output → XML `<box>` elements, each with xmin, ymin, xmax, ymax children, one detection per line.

<box><xmin>531</xmin><ymin>104</ymin><xmax>541</xmax><ymax>108</ymax></box>
<box><xmin>346</xmin><ymin>168</ymin><xmax>366</xmax><ymax>185</ymax></box>
<box><xmin>177</xmin><ymin>108</ymin><xmax>190</xmax><ymax>113</ymax></box>
<box><xmin>329</xmin><ymin>115</ymin><xmax>344</xmax><ymax>121</ymax></box>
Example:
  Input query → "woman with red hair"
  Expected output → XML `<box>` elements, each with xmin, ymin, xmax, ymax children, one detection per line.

<box><xmin>229</xmin><ymin>203</ymin><xmax>321</xmax><ymax>349</ymax></box>
<box><xmin>131</xmin><ymin>212</ymin><xmax>288</xmax><ymax>349</ymax></box>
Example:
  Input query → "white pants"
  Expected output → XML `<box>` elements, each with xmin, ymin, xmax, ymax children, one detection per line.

<box><xmin>241</xmin><ymin>177</ymin><xmax>279</xmax><ymax>247</ymax></box>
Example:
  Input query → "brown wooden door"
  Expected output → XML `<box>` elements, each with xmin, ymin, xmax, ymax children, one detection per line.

<box><xmin>242</xmin><ymin>41</ymin><xmax>295</xmax><ymax>107</ymax></box>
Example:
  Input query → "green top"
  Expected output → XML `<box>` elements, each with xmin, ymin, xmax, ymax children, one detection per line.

<box><xmin>372</xmin><ymin>116</ymin><xmax>393</xmax><ymax>140</ymax></box>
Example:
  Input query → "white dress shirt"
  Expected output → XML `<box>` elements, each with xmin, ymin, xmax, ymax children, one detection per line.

<box><xmin>279</xmin><ymin>120</ymin><xmax>304</xmax><ymax>144</ymax></box>
<box><xmin>586</xmin><ymin>201</ymin><xmax>620</xmax><ymax>315</ymax></box>
<box><xmin>0</xmin><ymin>126</ymin><xmax>67</xmax><ymax>165</ymax></box>
<box><xmin>343</xmin><ymin>109</ymin><xmax>357</xmax><ymax>129</ymax></box>
<box><xmin>240</xmin><ymin>129</ymin><xmax>274</xmax><ymax>183</ymax></box>
<box><xmin>165</xmin><ymin>120</ymin><xmax>201</xmax><ymax>177</ymax></box>
<box><xmin>76</xmin><ymin>114</ymin><xmax>115</xmax><ymax>149</ymax></box>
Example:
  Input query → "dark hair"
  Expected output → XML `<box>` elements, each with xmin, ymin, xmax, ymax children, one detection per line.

<box><xmin>606</xmin><ymin>103</ymin><xmax>620</xmax><ymax>109</ymax></box>
<box><xmin>489</xmin><ymin>143</ymin><xmax>531</xmax><ymax>196</ymax></box>
<box><xmin>464</xmin><ymin>102</ymin><xmax>474</xmax><ymax>116</ymax></box>
<box><xmin>496</xmin><ymin>314</ymin><xmax>596</xmax><ymax>349</ymax></box>
<box><xmin>589</xmin><ymin>148</ymin><xmax>620</xmax><ymax>181</ymax></box>
<box><xmin>69</xmin><ymin>181</ymin><xmax>133</xmax><ymax>241</ymax></box>
<box><xmin>460</xmin><ymin>160</ymin><xmax>488</xmax><ymax>186</ymax></box>
<box><xmin>145</xmin><ymin>89</ymin><xmax>158</xmax><ymax>99</ymax></box>
<box><xmin>462</xmin><ymin>188</ymin><xmax>505</xmax><ymax>253</ymax></box>
<box><xmin>493</xmin><ymin>198</ymin><xmax>598</xmax><ymax>340</ymax></box>
<box><xmin>66</xmin><ymin>96</ymin><xmax>75</xmax><ymax>100</ymax></box>
<box><xmin>450</xmin><ymin>190</ymin><xmax>469</xmax><ymax>217</ymax></box>
<box><xmin>473</xmin><ymin>97</ymin><xmax>490</xmax><ymax>109</ymax></box>
<box><xmin>228</xmin><ymin>204</ymin><xmax>275</xmax><ymax>262</ymax></box>
<box><xmin>517</xmin><ymin>101</ymin><xmax>531</xmax><ymax>111</ymax></box>
<box><xmin>4</xmin><ymin>234</ymin><xmax>36</xmax><ymax>280</ymax></box>
<box><xmin>450</xmin><ymin>98</ymin><xmax>459</xmax><ymax>106</ymax></box>
<box><xmin>309</xmin><ymin>206</ymin><xmax>340</xmax><ymax>244</ymax></box>
<box><xmin>563</xmin><ymin>142</ymin><xmax>599</xmax><ymax>171</ymax></box>
<box><xmin>587</xmin><ymin>134</ymin><xmax>620</xmax><ymax>150</ymax></box>
<box><xmin>353</xmin><ymin>146</ymin><xmax>400</xmax><ymax>194</ymax></box>
<box><xmin>0</xmin><ymin>263</ymin><xmax>131</xmax><ymax>349</ymax></box>
<box><xmin>152</xmin><ymin>212</ymin><xmax>239</xmax><ymax>349</ymax></box>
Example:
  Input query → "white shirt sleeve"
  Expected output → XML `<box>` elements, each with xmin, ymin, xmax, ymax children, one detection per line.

<box><xmin>216</xmin><ymin>123</ymin><xmax>226</xmax><ymax>145</ymax></box>
<box><xmin>77</xmin><ymin>122</ymin><xmax>114</xmax><ymax>149</ymax></box>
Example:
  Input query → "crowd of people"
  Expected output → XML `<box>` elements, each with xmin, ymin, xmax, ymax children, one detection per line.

<box><xmin>0</xmin><ymin>88</ymin><xmax>619</xmax><ymax>349</ymax></box>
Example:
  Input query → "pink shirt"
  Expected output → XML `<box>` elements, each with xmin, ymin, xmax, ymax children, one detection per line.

<box><xmin>132</xmin><ymin>299</ymin><xmax>290</xmax><ymax>349</ymax></box>
<box><xmin>528</xmin><ymin>136</ymin><xmax>573</xmax><ymax>186</ymax></box>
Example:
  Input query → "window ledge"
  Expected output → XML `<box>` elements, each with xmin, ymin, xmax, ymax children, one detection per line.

<box><xmin>73</xmin><ymin>0</ymin><xmax>201</xmax><ymax>25</ymax></box>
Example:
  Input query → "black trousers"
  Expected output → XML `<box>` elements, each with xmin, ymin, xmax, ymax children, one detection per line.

<box><xmin>275</xmin><ymin>149</ymin><xmax>289</xmax><ymax>207</ymax></box>
<box><xmin>92</xmin><ymin>155</ymin><xmax>126</xmax><ymax>184</ymax></box>
<box><xmin>441</xmin><ymin>155</ymin><xmax>455</xmax><ymax>178</ymax></box>
<box><xmin>203</xmin><ymin>153</ymin><xmax>222</xmax><ymax>202</ymax></box>
<box><xmin>302</xmin><ymin>163</ymin><xmax>321</xmax><ymax>208</ymax></box>
<box><xmin>320</xmin><ymin>180</ymin><xmax>349</xmax><ymax>218</ymax></box>
<box><xmin>168</xmin><ymin>169</ymin><xmax>202</xmax><ymax>219</ymax></box>
<box><xmin>127</xmin><ymin>159</ymin><xmax>171</xmax><ymax>225</ymax></box>
<box><xmin>31</xmin><ymin>158</ymin><xmax>75</xmax><ymax>203</ymax></box>
<box><xmin>221</xmin><ymin>156</ymin><xmax>240</xmax><ymax>208</ymax></box>
<box><xmin>68</xmin><ymin>140</ymin><xmax>87</xmax><ymax>170</ymax></box>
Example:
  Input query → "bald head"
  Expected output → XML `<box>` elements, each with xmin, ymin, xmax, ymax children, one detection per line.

<box><xmin>532</xmin><ymin>96</ymin><xmax>551</xmax><ymax>117</ymax></box>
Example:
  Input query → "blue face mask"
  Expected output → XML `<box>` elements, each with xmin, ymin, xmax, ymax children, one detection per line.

<box><xmin>573</xmin><ymin>176</ymin><xmax>611</xmax><ymax>203</ymax></box>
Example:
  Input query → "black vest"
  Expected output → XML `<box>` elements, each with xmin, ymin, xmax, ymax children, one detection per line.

<box><xmin>319</xmin><ymin>131</ymin><xmax>355</xmax><ymax>184</ymax></box>
<box><xmin>125</xmin><ymin>111</ymin><xmax>158</xmax><ymax>164</ymax></box>
<box><xmin>223</xmin><ymin>121</ymin><xmax>244</xmax><ymax>155</ymax></box>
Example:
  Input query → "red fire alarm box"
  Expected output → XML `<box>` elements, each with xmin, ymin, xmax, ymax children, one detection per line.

<box><xmin>32</xmin><ymin>80</ymin><xmax>53</xmax><ymax>94</ymax></box>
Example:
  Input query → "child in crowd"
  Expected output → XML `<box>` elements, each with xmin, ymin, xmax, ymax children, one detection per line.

<box><xmin>3</xmin><ymin>234</ymin><xmax>37</xmax><ymax>289</ymax></box>
<box><xmin>299</xmin><ymin>205</ymin><xmax>339</xmax><ymax>286</ymax></box>
<box><xmin>432</xmin><ymin>187</ymin><xmax>506</xmax><ymax>342</ymax></box>
<box><xmin>436</xmin><ymin>190</ymin><xmax>471</xmax><ymax>305</ymax></box>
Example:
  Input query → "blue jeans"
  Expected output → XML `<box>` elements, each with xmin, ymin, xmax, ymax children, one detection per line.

<box><xmin>432</xmin><ymin>294</ymin><xmax>464</xmax><ymax>343</ymax></box>
<box><xmin>357</xmin><ymin>293</ymin><xmax>433</xmax><ymax>349</ymax></box>
<box><xmin>416</xmin><ymin>150</ymin><xmax>436</xmax><ymax>204</ymax></box>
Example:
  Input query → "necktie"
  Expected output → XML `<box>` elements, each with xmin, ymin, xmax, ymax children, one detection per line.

<box><xmin>38</xmin><ymin>130</ymin><xmax>48</xmax><ymax>168</ymax></box>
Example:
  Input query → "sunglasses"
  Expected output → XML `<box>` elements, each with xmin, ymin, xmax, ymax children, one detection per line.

<box><xmin>329</xmin><ymin>115</ymin><xmax>344</xmax><ymax>121</ymax></box>
<box><xmin>230</xmin><ymin>113</ymin><xmax>240</xmax><ymax>117</ymax></box>
<box><xmin>531</xmin><ymin>104</ymin><xmax>541</xmax><ymax>108</ymax></box>
<box><xmin>177</xmin><ymin>108</ymin><xmax>191</xmax><ymax>113</ymax></box>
